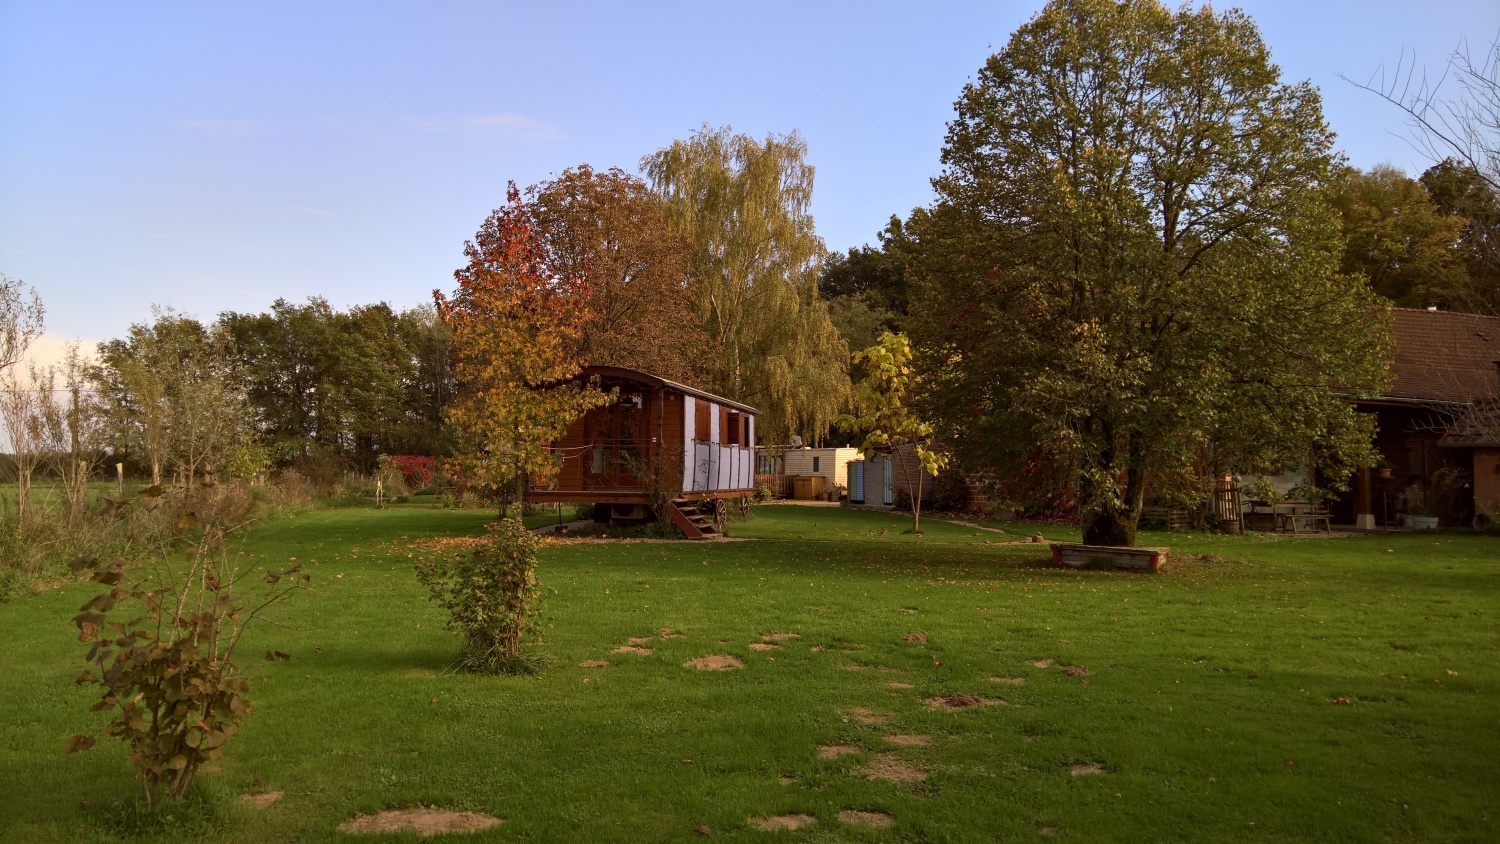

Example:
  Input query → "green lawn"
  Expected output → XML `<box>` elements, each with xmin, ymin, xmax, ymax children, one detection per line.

<box><xmin>1</xmin><ymin>505</ymin><xmax>1495</xmax><ymax>842</ymax></box>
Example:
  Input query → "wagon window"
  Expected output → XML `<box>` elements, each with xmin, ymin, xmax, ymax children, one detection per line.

<box><xmin>695</xmin><ymin>399</ymin><xmax>711</xmax><ymax>441</ymax></box>
<box><xmin>726</xmin><ymin>411</ymin><xmax>742</xmax><ymax>446</ymax></box>
<box><xmin>812</xmin><ymin>456</ymin><xmax>821</xmax><ymax>473</ymax></box>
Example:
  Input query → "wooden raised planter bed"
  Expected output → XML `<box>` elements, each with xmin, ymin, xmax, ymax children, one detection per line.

<box><xmin>1050</xmin><ymin>543</ymin><xmax>1168</xmax><ymax>573</ymax></box>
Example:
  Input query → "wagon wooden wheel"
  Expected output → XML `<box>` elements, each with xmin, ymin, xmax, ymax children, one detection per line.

<box><xmin>738</xmin><ymin>493</ymin><xmax>751</xmax><ymax>518</ymax></box>
<box><xmin>712</xmin><ymin>498</ymin><xmax>728</xmax><ymax>530</ymax></box>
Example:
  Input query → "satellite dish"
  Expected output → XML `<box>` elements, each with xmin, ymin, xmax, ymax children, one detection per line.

<box><xmin>790</xmin><ymin>434</ymin><xmax>803</xmax><ymax>448</ymax></box>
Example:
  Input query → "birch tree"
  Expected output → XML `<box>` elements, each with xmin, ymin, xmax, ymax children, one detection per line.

<box><xmin>643</xmin><ymin>126</ymin><xmax>850</xmax><ymax>443</ymax></box>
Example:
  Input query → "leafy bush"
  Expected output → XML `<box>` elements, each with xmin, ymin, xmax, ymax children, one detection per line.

<box><xmin>68</xmin><ymin>522</ymin><xmax>308</xmax><ymax>804</ymax></box>
<box><xmin>927</xmin><ymin>470</ymin><xmax>970</xmax><ymax>513</ymax></box>
<box><xmin>415</xmin><ymin>517</ymin><xmax>543</xmax><ymax>674</ymax></box>
<box><xmin>893</xmin><ymin>489</ymin><xmax>912</xmax><ymax>513</ymax></box>
<box><xmin>573</xmin><ymin>502</ymin><xmax>594</xmax><ymax>521</ymax></box>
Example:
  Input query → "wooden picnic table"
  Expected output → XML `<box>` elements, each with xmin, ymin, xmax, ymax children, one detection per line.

<box><xmin>1274</xmin><ymin>501</ymin><xmax>1331</xmax><ymax>535</ymax></box>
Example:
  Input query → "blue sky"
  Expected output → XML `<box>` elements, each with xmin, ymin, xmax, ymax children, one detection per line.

<box><xmin>2</xmin><ymin>1</ymin><xmax>1498</xmax><ymax>349</ymax></box>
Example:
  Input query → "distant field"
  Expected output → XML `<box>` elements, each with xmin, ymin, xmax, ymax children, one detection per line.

<box><xmin>0</xmin><ymin>504</ymin><xmax>1494</xmax><ymax>842</ymax></box>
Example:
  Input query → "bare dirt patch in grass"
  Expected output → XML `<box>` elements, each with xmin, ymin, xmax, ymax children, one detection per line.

<box><xmin>684</xmin><ymin>655</ymin><xmax>744</xmax><ymax>671</ymax></box>
<box><xmin>240</xmin><ymin>790</ymin><xmax>282</xmax><ymax>808</ymax></box>
<box><xmin>818</xmin><ymin>743</ymin><xmax>861</xmax><ymax>759</ymax></box>
<box><xmin>579</xmin><ymin>660</ymin><xmax>609</xmax><ymax>668</ymax></box>
<box><xmin>614</xmin><ymin>646</ymin><xmax>653</xmax><ymax>655</ymax></box>
<box><xmin>903</xmin><ymin>633</ymin><xmax>928</xmax><ymax>643</ymax></box>
<box><xmin>927</xmin><ymin>694</ymin><xmax>999</xmax><ymax>711</ymax></box>
<box><xmin>1071</xmin><ymin>762</ymin><xmax>1106</xmax><ymax>776</ymax></box>
<box><xmin>339</xmin><ymin>807</ymin><xmax>502</xmax><ymax>836</ymax></box>
<box><xmin>884</xmin><ymin>682</ymin><xmax>915</xmax><ymax>690</ymax></box>
<box><xmin>1060</xmin><ymin>666</ymin><xmax>1092</xmax><ymax>677</ymax></box>
<box><xmin>989</xmin><ymin>676</ymin><xmax>1026</xmax><ymax>685</ymax></box>
<box><xmin>1030</xmin><ymin>659</ymin><xmax>1053</xmax><ymax>669</ymax></box>
<box><xmin>884</xmin><ymin>734</ymin><xmax>930</xmax><ymax>747</ymax></box>
<box><xmin>846</xmin><ymin>707</ymin><xmax>893</xmax><ymax>724</ymax></box>
<box><xmin>860</xmin><ymin>754</ymin><xmax>927</xmax><ymax>783</ymax></box>
<box><xmin>751</xmin><ymin>814</ymin><xmax>818</xmax><ymax>831</ymax></box>
<box><xmin>749</xmin><ymin>643</ymin><xmax>779</xmax><ymax>651</ymax></box>
<box><xmin>762</xmin><ymin>632</ymin><xmax>800</xmax><ymax>641</ymax></box>
<box><xmin>659</xmin><ymin>629</ymin><xmax>686</xmax><ymax>639</ymax></box>
<box><xmin>839</xmin><ymin>810</ymin><xmax>895</xmax><ymax>829</ymax></box>
<box><xmin>628</xmin><ymin>637</ymin><xmax>655</xmax><ymax>645</ymax></box>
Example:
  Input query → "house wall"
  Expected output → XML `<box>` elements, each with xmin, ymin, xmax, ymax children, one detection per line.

<box><xmin>889</xmin><ymin>444</ymin><xmax>936</xmax><ymax>500</ymax></box>
<box><xmin>552</xmin><ymin>414</ymin><xmax>589</xmax><ymax>490</ymax></box>
<box><xmin>685</xmin><ymin>395</ymin><xmax>756</xmax><ymax>494</ymax></box>
<box><xmin>1476</xmin><ymin>448</ymin><xmax>1500</xmax><ymax>521</ymax></box>
<box><xmin>781</xmin><ymin>447</ymin><xmax>861</xmax><ymax>488</ymax></box>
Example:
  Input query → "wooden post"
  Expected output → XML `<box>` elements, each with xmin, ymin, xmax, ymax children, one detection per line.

<box><xmin>116</xmin><ymin>463</ymin><xmax>124</xmax><ymax>498</ymax></box>
<box><xmin>1355</xmin><ymin>466</ymin><xmax>1375</xmax><ymax>529</ymax></box>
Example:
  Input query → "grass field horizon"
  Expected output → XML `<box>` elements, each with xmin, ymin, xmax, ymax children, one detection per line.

<box><xmin>1</xmin><ymin>504</ymin><xmax>1495</xmax><ymax>842</ymax></box>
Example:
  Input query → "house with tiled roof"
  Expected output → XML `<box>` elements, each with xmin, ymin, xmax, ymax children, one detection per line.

<box><xmin>1331</xmin><ymin>307</ymin><xmax>1500</xmax><ymax>528</ymax></box>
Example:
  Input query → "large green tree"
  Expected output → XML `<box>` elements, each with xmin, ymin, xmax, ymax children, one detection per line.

<box><xmin>1331</xmin><ymin>164</ymin><xmax>1467</xmax><ymax>308</ymax></box>
<box><xmin>218</xmin><ymin>298</ymin><xmax>452</xmax><ymax>470</ymax></box>
<box><xmin>909</xmin><ymin>0</ymin><xmax>1390</xmax><ymax>546</ymax></box>
<box><xmin>643</xmin><ymin>126</ymin><xmax>850</xmax><ymax>443</ymax></box>
<box><xmin>1421</xmin><ymin>159</ymin><xmax>1500</xmax><ymax>315</ymax></box>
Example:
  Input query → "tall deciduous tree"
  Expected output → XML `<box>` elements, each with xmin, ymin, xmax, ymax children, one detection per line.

<box><xmin>435</xmin><ymin>184</ymin><xmax>608</xmax><ymax>513</ymax></box>
<box><xmin>218</xmin><ymin>298</ymin><xmax>452</xmax><ymax>469</ymax></box>
<box><xmin>643</xmin><ymin>126</ymin><xmax>850</xmax><ymax>443</ymax></box>
<box><xmin>528</xmin><ymin>166</ymin><xmax>703</xmax><ymax>383</ymax></box>
<box><xmin>0</xmin><ymin>273</ymin><xmax>43</xmax><ymax>378</ymax></box>
<box><xmin>910</xmin><ymin>0</ymin><xmax>1390</xmax><ymax>546</ymax></box>
<box><xmin>93</xmin><ymin>309</ymin><xmax>254</xmax><ymax>490</ymax></box>
<box><xmin>1421</xmin><ymin>159</ymin><xmax>1500</xmax><ymax>314</ymax></box>
<box><xmin>1331</xmin><ymin>164</ymin><xmax>1467</xmax><ymax>308</ymax></box>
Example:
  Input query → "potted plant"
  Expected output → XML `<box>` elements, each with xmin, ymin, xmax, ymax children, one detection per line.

<box><xmin>1403</xmin><ymin>484</ymin><xmax>1438</xmax><ymax>530</ymax></box>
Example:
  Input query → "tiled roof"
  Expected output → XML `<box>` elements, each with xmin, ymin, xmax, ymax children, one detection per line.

<box><xmin>1384</xmin><ymin>308</ymin><xmax>1500</xmax><ymax>404</ymax></box>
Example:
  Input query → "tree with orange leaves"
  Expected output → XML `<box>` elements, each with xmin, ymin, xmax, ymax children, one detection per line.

<box><xmin>435</xmin><ymin>183</ymin><xmax>609</xmax><ymax>515</ymax></box>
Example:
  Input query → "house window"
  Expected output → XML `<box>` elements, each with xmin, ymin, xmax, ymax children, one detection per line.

<box><xmin>812</xmin><ymin>456</ymin><xmax>821</xmax><ymax>473</ymax></box>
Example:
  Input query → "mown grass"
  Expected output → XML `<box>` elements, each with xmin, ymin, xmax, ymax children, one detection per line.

<box><xmin>0</xmin><ymin>505</ymin><xmax>1495</xmax><ymax>842</ymax></box>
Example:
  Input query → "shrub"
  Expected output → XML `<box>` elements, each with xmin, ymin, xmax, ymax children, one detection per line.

<box><xmin>67</xmin><ymin>521</ymin><xmax>308</xmax><ymax>804</ymax></box>
<box><xmin>573</xmin><ymin>502</ymin><xmax>594</xmax><ymax>521</ymax></box>
<box><xmin>927</xmin><ymin>470</ymin><xmax>970</xmax><ymax>513</ymax></box>
<box><xmin>415</xmin><ymin>517</ymin><xmax>543</xmax><ymax>674</ymax></box>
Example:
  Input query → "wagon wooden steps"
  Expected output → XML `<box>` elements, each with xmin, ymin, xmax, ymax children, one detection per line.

<box><xmin>668</xmin><ymin>498</ymin><xmax>720</xmax><ymax>540</ymax></box>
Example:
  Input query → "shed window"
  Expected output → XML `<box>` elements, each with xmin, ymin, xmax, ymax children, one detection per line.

<box><xmin>812</xmin><ymin>456</ymin><xmax>822</xmax><ymax>473</ymax></box>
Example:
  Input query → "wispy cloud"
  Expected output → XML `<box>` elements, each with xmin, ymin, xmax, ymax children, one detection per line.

<box><xmin>403</xmin><ymin>113</ymin><xmax>565</xmax><ymax>142</ymax></box>
<box><xmin>297</xmin><ymin>206</ymin><xmax>337</xmax><ymax>218</ymax></box>
<box><xmin>182</xmin><ymin>118</ymin><xmax>260</xmax><ymax>133</ymax></box>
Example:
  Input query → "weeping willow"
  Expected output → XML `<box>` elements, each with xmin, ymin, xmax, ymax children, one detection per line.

<box><xmin>643</xmin><ymin>125</ymin><xmax>850</xmax><ymax>444</ymax></box>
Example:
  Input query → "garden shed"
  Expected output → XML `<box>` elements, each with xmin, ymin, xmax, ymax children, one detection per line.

<box><xmin>526</xmin><ymin>366</ymin><xmax>758</xmax><ymax>538</ymax></box>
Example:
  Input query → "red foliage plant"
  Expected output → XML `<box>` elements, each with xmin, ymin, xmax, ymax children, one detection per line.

<box><xmin>388</xmin><ymin>455</ymin><xmax>435</xmax><ymax>489</ymax></box>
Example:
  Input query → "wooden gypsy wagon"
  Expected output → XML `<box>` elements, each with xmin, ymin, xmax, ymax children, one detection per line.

<box><xmin>525</xmin><ymin>366</ymin><xmax>759</xmax><ymax>539</ymax></box>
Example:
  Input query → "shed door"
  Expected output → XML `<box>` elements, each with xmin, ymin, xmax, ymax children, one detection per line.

<box><xmin>882</xmin><ymin>458</ymin><xmax>894</xmax><ymax>506</ymax></box>
<box><xmin>850</xmin><ymin>462</ymin><xmax>864</xmax><ymax>503</ymax></box>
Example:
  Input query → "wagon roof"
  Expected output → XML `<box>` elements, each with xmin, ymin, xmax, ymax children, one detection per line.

<box><xmin>577</xmin><ymin>366</ymin><xmax>760</xmax><ymax>416</ymax></box>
